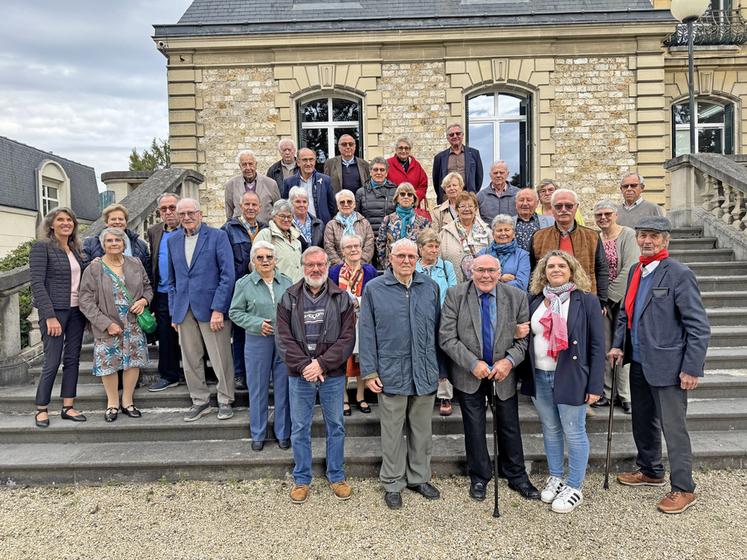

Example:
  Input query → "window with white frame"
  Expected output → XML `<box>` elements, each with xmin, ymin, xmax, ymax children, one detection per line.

<box><xmin>466</xmin><ymin>91</ymin><xmax>531</xmax><ymax>189</ymax></box>
<box><xmin>41</xmin><ymin>182</ymin><xmax>60</xmax><ymax>215</ymax></box>
<box><xmin>297</xmin><ymin>96</ymin><xmax>363</xmax><ymax>170</ymax></box>
<box><xmin>672</xmin><ymin>98</ymin><xmax>734</xmax><ymax>156</ymax></box>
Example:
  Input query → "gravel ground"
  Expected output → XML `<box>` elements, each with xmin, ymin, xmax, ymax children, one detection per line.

<box><xmin>1</xmin><ymin>470</ymin><xmax>745</xmax><ymax>560</ymax></box>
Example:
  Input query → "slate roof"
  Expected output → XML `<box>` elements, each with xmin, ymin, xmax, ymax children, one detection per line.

<box><xmin>154</xmin><ymin>0</ymin><xmax>672</xmax><ymax>37</ymax></box>
<box><xmin>0</xmin><ymin>136</ymin><xmax>99</xmax><ymax>221</ymax></box>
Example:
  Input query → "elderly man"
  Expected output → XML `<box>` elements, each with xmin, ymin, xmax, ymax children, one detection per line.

<box><xmin>512</xmin><ymin>187</ymin><xmax>554</xmax><ymax>252</ymax></box>
<box><xmin>609</xmin><ymin>217</ymin><xmax>710</xmax><ymax>515</ymax></box>
<box><xmin>221</xmin><ymin>190</ymin><xmax>267</xmax><ymax>391</ymax></box>
<box><xmin>359</xmin><ymin>238</ymin><xmax>442</xmax><ymax>510</ymax></box>
<box><xmin>266</xmin><ymin>138</ymin><xmax>299</xmax><ymax>192</ymax></box>
<box><xmin>477</xmin><ymin>161</ymin><xmax>520</xmax><ymax>223</ymax></box>
<box><xmin>323</xmin><ymin>134</ymin><xmax>370</xmax><ymax>194</ymax></box>
<box><xmin>440</xmin><ymin>254</ymin><xmax>539</xmax><ymax>502</ymax></box>
<box><xmin>282</xmin><ymin>147</ymin><xmax>337</xmax><ymax>225</ymax></box>
<box><xmin>433</xmin><ymin>123</ymin><xmax>483</xmax><ymax>203</ymax></box>
<box><xmin>225</xmin><ymin>149</ymin><xmax>281</xmax><ymax>224</ymax></box>
<box><xmin>530</xmin><ymin>188</ymin><xmax>608</xmax><ymax>305</ymax></box>
<box><xmin>147</xmin><ymin>192</ymin><xmax>183</xmax><ymax>392</ymax></box>
<box><xmin>276</xmin><ymin>246</ymin><xmax>356</xmax><ymax>504</ymax></box>
<box><xmin>168</xmin><ymin>198</ymin><xmax>236</xmax><ymax>422</ymax></box>
<box><xmin>616</xmin><ymin>172</ymin><xmax>664</xmax><ymax>228</ymax></box>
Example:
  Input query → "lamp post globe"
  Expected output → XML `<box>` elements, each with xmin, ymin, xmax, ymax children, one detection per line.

<box><xmin>671</xmin><ymin>0</ymin><xmax>710</xmax><ymax>23</ymax></box>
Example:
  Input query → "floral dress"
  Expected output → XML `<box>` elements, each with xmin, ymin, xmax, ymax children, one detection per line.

<box><xmin>92</xmin><ymin>267</ymin><xmax>149</xmax><ymax>377</ymax></box>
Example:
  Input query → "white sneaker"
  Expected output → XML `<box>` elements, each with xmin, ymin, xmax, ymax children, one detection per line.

<box><xmin>540</xmin><ymin>476</ymin><xmax>565</xmax><ymax>504</ymax></box>
<box><xmin>551</xmin><ymin>485</ymin><xmax>583</xmax><ymax>513</ymax></box>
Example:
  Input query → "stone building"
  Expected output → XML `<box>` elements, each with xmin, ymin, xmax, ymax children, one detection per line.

<box><xmin>152</xmin><ymin>0</ymin><xmax>747</xmax><ymax>223</ymax></box>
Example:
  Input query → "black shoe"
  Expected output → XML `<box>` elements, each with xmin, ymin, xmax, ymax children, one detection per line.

<box><xmin>61</xmin><ymin>406</ymin><xmax>87</xmax><ymax>422</ymax></box>
<box><xmin>104</xmin><ymin>407</ymin><xmax>118</xmax><ymax>423</ymax></box>
<box><xmin>621</xmin><ymin>401</ymin><xmax>632</xmax><ymax>414</ymax></box>
<box><xmin>508</xmin><ymin>480</ymin><xmax>541</xmax><ymax>500</ymax></box>
<box><xmin>343</xmin><ymin>403</ymin><xmax>352</xmax><ymax>416</ymax></box>
<box><xmin>34</xmin><ymin>408</ymin><xmax>49</xmax><ymax>429</ymax></box>
<box><xmin>384</xmin><ymin>491</ymin><xmax>402</xmax><ymax>509</ymax></box>
<box><xmin>251</xmin><ymin>440</ymin><xmax>264</xmax><ymax>451</ymax></box>
<box><xmin>407</xmin><ymin>482</ymin><xmax>440</xmax><ymax>500</ymax></box>
<box><xmin>356</xmin><ymin>400</ymin><xmax>371</xmax><ymax>414</ymax></box>
<box><xmin>591</xmin><ymin>396</ymin><xmax>611</xmax><ymax>408</ymax></box>
<box><xmin>278</xmin><ymin>439</ymin><xmax>291</xmax><ymax>450</ymax></box>
<box><xmin>234</xmin><ymin>377</ymin><xmax>247</xmax><ymax>391</ymax></box>
<box><xmin>469</xmin><ymin>481</ymin><xmax>487</xmax><ymax>502</ymax></box>
<box><xmin>120</xmin><ymin>404</ymin><xmax>142</xmax><ymax>418</ymax></box>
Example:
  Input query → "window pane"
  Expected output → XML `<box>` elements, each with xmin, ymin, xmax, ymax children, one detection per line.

<box><xmin>673</xmin><ymin>104</ymin><xmax>690</xmax><ymax>125</ymax></box>
<box><xmin>499</xmin><ymin>122</ymin><xmax>521</xmax><ymax>185</ymax></box>
<box><xmin>675</xmin><ymin>129</ymin><xmax>691</xmax><ymax>156</ymax></box>
<box><xmin>497</xmin><ymin>94</ymin><xmax>521</xmax><ymax>117</ymax></box>
<box><xmin>332</xmin><ymin>98</ymin><xmax>359</xmax><ymax>122</ymax></box>
<box><xmin>46</xmin><ymin>185</ymin><xmax>58</xmax><ymax>199</ymax></box>
<box><xmin>469</xmin><ymin>94</ymin><xmax>494</xmax><ymax>118</ymax></box>
<box><xmin>698</xmin><ymin>102</ymin><xmax>724</xmax><ymax>124</ymax></box>
<box><xmin>300</xmin><ymin>99</ymin><xmax>328</xmax><ymax>123</ymax></box>
<box><xmin>698</xmin><ymin>128</ymin><xmax>723</xmax><ymax>153</ymax></box>
<box><xmin>301</xmin><ymin>128</ymin><xmax>329</xmax><ymax>168</ymax></box>
<box><xmin>332</xmin><ymin>128</ymin><xmax>361</xmax><ymax>158</ymax></box>
<box><xmin>469</xmin><ymin>122</ymin><xmax>494</xmax><ymax>190</ymax></box>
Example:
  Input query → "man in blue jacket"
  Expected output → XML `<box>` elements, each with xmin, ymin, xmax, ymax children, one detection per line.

<box><xmin>609</xmin><ymin>217</ymin><xmax>710</xmax><ymax>515</ymax></box>
<box><xmin>359</xmin><ymin>238</ymin><xmax>442</xmax><ymax>510</ymax></box>
<box><xmin>169</xmin><ymin>198</ymin><xmax>236</xmax><ymax>422</ymax></box>
<box><xmin>282</xmin><ymin>148</ymin><xmax>337</xmax><ymax>225</ymax></box>
<box><xmin>432</xmin><ymin>123</ymin><xmax>483</xmax><ymax>203</ymax></box>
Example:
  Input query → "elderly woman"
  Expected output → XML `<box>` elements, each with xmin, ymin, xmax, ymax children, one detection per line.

<box><xmin>415</xmin><ymin>228</ymin><xmax>457</xmax><ymax>416</ymax></box>
<box><xmin>479</xmin><ymin>214</ymin><xmax>531</xmax><ymax>291</ymax></box>
<box><xmin>229</xmin><ymin>240</ymin><xmax>293</xmax><ymax>451</ymax></box>
<box><xmin>355</xmin><ymin>156</ymin><xmax>398</xmax><ymax>240</ymax></box>
<box><xmin>324</xmin><ymin>189</ymin><xmax>375</xmax><ymax>266</ymax></box>
<box><xmin>439</xmin><ymin>191</ymin><xmax>490</xmax><ymax>282</ymax></box>
<box><xmin>376</xmin><ymin>182</ymin><xmax>431</xmax><ymax>269</ymax></box>
<box><xmin>430</xmin><ymin>172</ymin><xmax>464</xmax><ymax>233</ymax></box>
<box><xmin>386</xmin><ymin>136</ymin><xmax>430</xmax><ymax>220</ymax></box>
<box><xmin>329</xmin><ymin>234</ymin><xmax>378</xmax><ymax>415</ymax></box>
<box><xmin>83</xmin><ymin>203</ymin><xmax>151</xmax><ymax>277</ymax></box>
<box><xmin>254</xmin><ymin>199</ymin><xmax>304</xmax><ymax>282</ymax></box>
<box><xmin>518</xmin><ymin>250</ymin><xmax>604</xmax><ymax>513</ymax></box>
<box><xmin>79</xmin><ymin>227</ymin><xmax>152</xmax><ymax>422</ymax></box>
<box><xmin>30</xmin><ymin>208</ymin><xmax>88</xmax><ymax>427</ymax></box>
<box><xmin>536</xmin><ymin>179</ymin><xmax>585</xmax><ymax>225</ymax></box>
<box><xmin>288</xmin><ymin>186</ymin><xmax>324</xmax><ymax>249</ymax></box>
<box><xmin>593</xmin><ymin>200</ymin><xmax>639</xmax><ymax>414</ymax></box>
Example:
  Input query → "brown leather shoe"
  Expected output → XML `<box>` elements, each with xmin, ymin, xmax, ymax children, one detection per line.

<box><xmin>439</xmin><ymin>399</ymin><xmax>453</xmax><ymax>416</ymax></box>
<box><xmin>657</xmin><ymin>491</ymin><xmax>696</xmax><ymax>514</ymax></box>
<box><xmin>290</xmin><ymin>484</ymin><xmax>309</xmax><ymax>504</ymax></box>
<box><xmin>330</xmin><ymin>481</ymin><xmax>352</xmax><ymax>500</ymax></box>
<box><xmin>617</xmin><ymin>470</ymin><xmax>666</xmax><ymax>487</ymax></box>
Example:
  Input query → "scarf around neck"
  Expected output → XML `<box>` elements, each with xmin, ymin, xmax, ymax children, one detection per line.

<box><xmin>395</xmin><ymin>205</ymin><xmax>415</xmax><ymax>239</ymax></box>
<box><xmin>487</xmin><ymin>239</ymin><xmax>517</xmax><ymax>269</ymax></box>
<box><xmin>539</xmin><ymin>282</ymin><xmax>576</xmax><ymax>360</ymax></box>
<box><xmin>335</xmin><ymin>211</ymin><xmax>358</xmax><ymax>237</ymax></box>
<box><xmin>624</xmin><ymin>248</ymin><xmax>669</xmax><ymax>327</ymax></box>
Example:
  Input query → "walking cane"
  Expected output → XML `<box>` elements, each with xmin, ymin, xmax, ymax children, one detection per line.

<box><xmin>490</xmin><ymin>381</ymin><xmax>501</xmax><ymax>518</ymax></box>
<box><xmin>603</xmin><ymin>359</ymin><xmax>621</xmax><ymax>490</ymax></box>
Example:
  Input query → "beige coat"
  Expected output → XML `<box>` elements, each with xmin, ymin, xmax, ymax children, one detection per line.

<box><xmin>79</xmin><ymin>257</ymin><xmax>153</xmax><ymax>340</ymax></box>
<box><xmin>323</xmin><ymin>212</ymin><xmax>375</xmax><ymax>265</ymax></box>
<box><xmin>254</xmin><ymin>221</ymin><xmax>303</xmax><ymax>283</ymax></box>
<box><xmin>438</xmin><ymin>218</ymin><xmax>490</xmax><ymax>282</ymax></box>
<box><xmin>224</xmin><ymin>174</ymin><xmax>281</xmax><ymax>224</ymax></box>
<box><xmin>430</xmin><ymin>200</ymin><xmax>457</xmax><ymax>233</ymax></box>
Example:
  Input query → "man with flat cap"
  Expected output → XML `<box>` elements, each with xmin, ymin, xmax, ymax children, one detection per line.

<box><xmin>609</xmin><ymin>216</ymin><xmax>710</xmax><ymax>515</ymax></box>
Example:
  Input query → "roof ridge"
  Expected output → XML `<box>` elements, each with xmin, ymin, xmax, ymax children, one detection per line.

<box><xmin>0</xmin><ymin>135</ymin><xmax>96</xmax><ymax>172</ymax></box>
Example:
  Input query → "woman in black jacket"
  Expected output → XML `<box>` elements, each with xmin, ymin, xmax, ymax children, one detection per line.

<box><xmin>29</xmin><ymin>208</ymin><xmax>88</xmax><ymax>427</ymax></box>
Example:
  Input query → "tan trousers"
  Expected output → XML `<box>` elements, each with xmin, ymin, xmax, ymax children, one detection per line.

<box><xmin>178</xmin><ymin>308</ymin><xmax>235</xmax><ymax>406</ymax></box>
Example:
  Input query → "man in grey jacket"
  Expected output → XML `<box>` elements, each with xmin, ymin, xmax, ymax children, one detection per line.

<box><xmin>224</xmin><ymin>149</ymin><xmax>281</xmax><ymax>224</ymax></box>
<box><xmin>359</xmin><ymin>238</ymin><xmax>442</xmax><ymax>509</ymax></box>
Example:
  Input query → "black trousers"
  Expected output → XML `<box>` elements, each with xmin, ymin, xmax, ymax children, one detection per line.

<box><xmin>455</xmin><ymin>380</ymin><xmax>529</xmax><ymax>485</ymax></box>
<box><xmin>629</xmin><ymin>361</ymin><xmax>695</xmax><ymax>493</ymax></box>
<box><xmin>35</xmin><ymin>307</ymin><xmax>86</xmax><ymax>406</ymax></box>
<box><xmin>232</xmin><ymin>323</ymin><xmax>245</xmax><ymax>379</ymax></box>
<box><xmin>154</xmin><ymin>292</ymin><xmax>182</xmax><ymax>383</ymax></box>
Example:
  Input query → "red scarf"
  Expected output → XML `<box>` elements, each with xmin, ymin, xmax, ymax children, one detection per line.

<box><xmin>624</xmin><ymin>249</ymin><xmax>669</xmax><ymax>327</ymax></box>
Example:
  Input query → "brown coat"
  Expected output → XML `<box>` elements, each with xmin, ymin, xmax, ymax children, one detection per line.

<box><xmin>323</xmin><ymin>156</ymin><xmax>371</xmax><ymax>193</ymax></box>
<box><xmin>323</xmin><ymin>212</ymin><xmax>375</xmax><ymax>265</ymax></box>
<box><xmin>79</xmin><ymin>257</ymin><xmax>153</xmax><ymax>339</ymax></box>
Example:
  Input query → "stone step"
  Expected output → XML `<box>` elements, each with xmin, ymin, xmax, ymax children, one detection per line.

<box><xmin>688</xmin><ymin>262</ymin><xmax>747</xmax><ymax>276</ymax></box>
<box><xmin>707</xmin><ymin>307</ymin><xmax>747</xmax><ymax>326</ymax></box>
<box><xmin>701</xmin><ymin>291</ymin><xmax>747</xmax><ymax>308</ymax></box>
<box><xmin>710</xmin><ymin>326</ymin><xmax>747</xmax><ymax>348</ymax></box>
<box><xmin>670</xmin><ymin>227</ymin><xmax>704</xmax><ymax>238</ymax></box>
<box><xmin>697</xmin><ymin>275</ymin><xmax>747</xmax><ymax>291</ymax></box>
<box><xmin>1</xmin><ymin>430</ymin><xmax>744</xmax><ymax>485</ymax></box>
<box><xmin>705</xmin><ymin>347</ymin><xmax>747</xmax><ymax>369</ymax></box>
<box><xmin>668</xmin><ymin>249</ymin><xmax>734</xmax><ymax>263</ymax></box>
<box><xmin>668</xmin><ymin>237</ymin><xmax>718</xmax><ymax>250</ymax></box>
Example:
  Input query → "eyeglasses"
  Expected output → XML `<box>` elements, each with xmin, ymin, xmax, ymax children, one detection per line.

<box><xmin>339</xmin><ymin>142</ymin><xmax>355</xmax><ymax>147</ymax></box>
<box><xmin>621</xmin><ymin>184</ymin><xmax>641</xmax><ymax>190</ymax></box>
<box><xmin>303</xmin><ymin>262</ymin><xmax>327</xmax><ymax>269</ymax></box>
<box><xmin>458</xmin><ymin>205</ymin><xmax>476</xmax><ymax>211</ymax></box>
<box><xmin>594</xmin><ymin>212</ymin><xmax>615</xmax><ymax>219</ymax></box>
<box><xmin>398</xmin><ymin>192</ymin><xmax>415</xmax><ymax>198</ymax></box>
<box><xmin>255</xmin><ymin>255</ymin><xmax>274</xmax><ymax>261</ymax></box>
<box><xmin>343</xmin><ymin>244</ymin><xmax>361</xmax><ymax>250</ymax></box>
<box><xmin>392</xmin><ymin>254</ymin><xmax>417</xmax><ymax>261</ymax></box>
<box><xmin>552</xmin><ymin>203</ymin><xmax>576</xmax><ymax>211</ymax></box>
<box><xmin>339</xmin><ymin>200</ymin><xmax>354</xmax><ymax>206</ymax></box>
<box><xmin>371</xmin><ymin>167</ymin><xmax>387</xmax><ymax>173</ymax></box>
<box><xmin>299</xmin><ymin>157</ymin><xmax>315</xmax><ymax>163</ymax></box>
<box><xmin>177</xmin><ymin>211</ymin><xmax>200</xmax><ymax>218</ymax></box>
<box><xmin>447</xmin><ymin>131</ymin><xmax>463</xmax><ymax>137</ymax></box>
<box><xmin>276</xmin><ymin>214</ymin><xmax>293</xmax><ymax>221</ymax></box>
<box><xmin>396</xmin><ymin>146</ymin><xmax>411</xmax><ymax>151</ymax></box>
<box><xmin>159</xmin><ymin>205</ymin><xmax>177</xmax><ymax>212</ymax></box>
<box><xmin>473</xmin><ymin>268</ymin><xmax>500</xmax><ymax>275</ymax></box>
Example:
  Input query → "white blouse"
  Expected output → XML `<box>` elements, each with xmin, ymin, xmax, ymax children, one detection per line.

<box><xmin>531</xmin><ymin>297</ymin><xmax>570</xmax><ymax>372</ymax></box>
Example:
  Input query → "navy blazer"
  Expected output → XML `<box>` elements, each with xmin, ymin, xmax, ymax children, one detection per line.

<box><xmin>167</xmin><ymin>224</ymin><xmax>236</xmax><ymax>324</ymax></box>
<box><xmin>432</xmin><ymin>145</ymin><xmax>484</xmax><ymax>203</ymax></box>
<box><xmin>282</xmin><ymin>171</ymin><xmax>337</xmax><ymax>225</ymax></box>
<box><xmin>519</xmin><ymin>290</ymin><xmax>605</xmax><ymax>405</ymax></box>
<box><xmin>612</xmin><ymin>258</ymin><xmax>710</xmax><ymax>386</ymax></box>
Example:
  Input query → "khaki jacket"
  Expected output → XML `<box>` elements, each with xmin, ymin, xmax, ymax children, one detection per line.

<box><xmin>224</xmin><ymin>174</ymin><xmax>281</xmax><ymax>224</ymax></box>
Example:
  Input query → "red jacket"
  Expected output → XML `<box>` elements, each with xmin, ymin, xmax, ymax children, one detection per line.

<box><xmin>387</xmin><ymin>155</ymin><xmax>430</xmax><ymax>219</ymax></box>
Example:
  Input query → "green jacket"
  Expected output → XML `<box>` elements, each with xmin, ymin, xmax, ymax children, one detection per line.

<box><xmin>228</xmin><ymin>270</ymin><xmax>292</xmax><ymax>336</ymax></box>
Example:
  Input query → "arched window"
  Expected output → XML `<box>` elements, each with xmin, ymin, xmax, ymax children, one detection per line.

<box><xmin>37</xmin><ymin>161</ymin><xmax>70</xmax><ymax>216</ymax></box>
<box><xmin>466</xmin><ymin>91</ymin><xmax>532</xmax><ymax>189</ymax></box>
<box><xmin>297</xmin><ymin>95</ymin><xmax>363</xmax><ymax>169</ymax></box>
<box><xmin>672</xmin><ymin>98</ymin><xmax>734</xmax><ymax>156</ymax></box>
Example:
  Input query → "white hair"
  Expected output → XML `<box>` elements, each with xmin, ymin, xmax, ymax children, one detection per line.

<box><xmin>99</xmin><ymin>227</ymin><xmax>126</xmax><ymax>247</ymax></box>
<box><xmin>277</xmin><ymin>138</ymin><xmax>296</xmax><ymax>150</ymax></box>
<box><xmin>288</xmin><ymin>186</ymin><xmax>309</xmax><ymax>202</ymax></box>
<box><xmin>250</xmin><ymin>240</ymin><xmax>275</xmax><ymax>261</ymax></box>
<box><xmin>177</xmin><ymin>198</ymin><xmax>201</xmax><ymax>212</ymax></box>
<box><xmin>490</xmin><ymin>214</ymin><xmax>514</xmax><ymax>230</ymax></box>
<box><xmin>238</xmin><ymin>149</ymin><xmax>256</xmax><ymax>162</ymax></box>
<box><xmin>390</xmin><ymin>238</ymin><xmax>418</xmax><ymax>255</ymax></box>
<box><xmin>341</xmin><ymin>234</ymin><xmax>363</xmax><ymax>248</ymax></box>
<box><xmin>335</xmin><ymin>189</ymin><xmax>356</xmax><ymax>203</ymax></box>
<box><xmin>550</xmin><ymin>188</ymin><xmax>578</xmax><ymax>205</ymax></box>
<box><xmin>621</xmin><ymin>172</ymin><xmax>645</xmax><ymax>187</ymax></box>
<box><xmin>593</xmin><ymin>199</ymin><xmax>618</xmax><ymax>213</ymax></box>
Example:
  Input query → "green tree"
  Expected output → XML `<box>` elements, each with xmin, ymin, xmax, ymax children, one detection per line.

<box><xmin>129</xmin><ymin>138</ymin><xmax>171</xmax><ymax>171</ymax></box>
<box><xmin>0</xmin><ymin>241</ymin><xmax>33</xmax><ymax>347</ymax></box>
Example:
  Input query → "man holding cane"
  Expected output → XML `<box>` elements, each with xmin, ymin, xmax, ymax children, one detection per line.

<box><xmin>608</xmin><ymin>217</ymin><xmax>710</xmax><ymax>514</ymax></box>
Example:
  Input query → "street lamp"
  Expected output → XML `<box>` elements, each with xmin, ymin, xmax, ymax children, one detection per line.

<box><xmin>671</xmin><ymin>0</ymin><xmax>710</xmax><ymax>154</ymax></box>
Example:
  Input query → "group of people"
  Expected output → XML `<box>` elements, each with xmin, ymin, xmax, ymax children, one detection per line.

<box><xmin>28</xmin><ymin>126</ymin><xmax>709</xmax><ymax>517</ymax></box>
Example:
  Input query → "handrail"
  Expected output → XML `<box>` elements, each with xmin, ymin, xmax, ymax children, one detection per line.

<box><xmin>664</xmin><ymin>9</ymin><xmax>747</xmax><ymax>47</ymax></box>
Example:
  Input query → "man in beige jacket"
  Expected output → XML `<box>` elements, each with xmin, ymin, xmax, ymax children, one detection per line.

<box><xmin>225</xmin><ymin>149</ymin><xmax>280</xmax><ymax>224</ymax></box>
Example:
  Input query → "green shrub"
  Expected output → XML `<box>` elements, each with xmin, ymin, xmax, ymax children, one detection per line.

<box><xmin>0</xmin><ymin>241</ymin><xmax>33</xmax><ymax>347</ymax></box>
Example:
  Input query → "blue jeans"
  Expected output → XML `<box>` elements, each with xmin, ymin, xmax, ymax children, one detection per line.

<box><xmin>288</xmin><ymin>375</ymin><xmax>346</xmax><ymax>486</ymax></box>
<box><xmin>531</xmin><ymin>370</ymin><xmax>590</xmax><ymax>489</ymax></box>
<box><xmin>244</xmin><ymin>334</ymin><xmax>290</xmax><ymax>442</ymax></box>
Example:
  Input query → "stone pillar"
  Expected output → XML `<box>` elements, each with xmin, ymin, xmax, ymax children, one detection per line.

<box><xmin>0</xmin><ymin>292</ymin><xmax>29</xmax><ymax>385</ymax></box>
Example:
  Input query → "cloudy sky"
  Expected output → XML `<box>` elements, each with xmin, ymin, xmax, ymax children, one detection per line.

<box><xmin>0</xmin><ymin>1</ymin><xmax>193</xmax><ymax>187</ymax></box>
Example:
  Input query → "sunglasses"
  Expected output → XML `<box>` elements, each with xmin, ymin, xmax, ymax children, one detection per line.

<box><xmin>339</xmin><ymin>142</ymin><xmax>355</xmax><ymax>147</ymax></box>
<box><xmin>255</xmin><ymin>255</ymin><xmax>274</xmax><ymax>261</ymax></box>
<box><xmin>159</xmin><ymin>205</ymin><xmax>177</xmax><ymax>212</ymax></box>
<box><xmin>339</xmin><ymin>200</ymin><xmax>354</xmax><ymax>205</ymax></box>
<box><xmin>553</xmin><ymin>203</ymin><xmax>576</xmax><ymax>211</ymax></box>
<box><xmin>399</xmin><ymin>192</ymin><xmax>415</xmax><ymax>198</ymax></box>
<box><xmin>447</xmin><ymin>132</ymin><xmax>463</xmax><ymax>137</ymax></box>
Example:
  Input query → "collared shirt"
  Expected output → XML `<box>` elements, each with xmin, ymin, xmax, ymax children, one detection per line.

<box><xmin>514</xmin><ymin>214</ymin><xmax>541</xmax><ymax>252</ymax></box>
<box><xmin>447</xmin><ymin>146</ymin><xmax>466</xmax><ymax>181</ymax></box>
<box><xmin>238</xmin><ymin>216</ymin><xmax>261</xmax><ymax>240</ymax></box>
<box><xmin>621</xmin><ymin>196</ymin><xmax>644</xmax><ymax>211</ymax></box>
<box><xmin>299</xmin><ymin>174</ymin><xmax>317</xmax><ymax>216</ymax></box>
<box><xmin>157</xmin><ymin>226</ymin><xmax>178</xmax><ymax>293</ymax></box>
<box><xmin>281</xmin><ymin>162</ymin><xmax>296</xmax><ymax>179</ymax></box>
<box><xmin>185</xmin><ymin>231</ymin><xmax>200</xmax><ymax>267</ymax></box>
<box><xmin>243</xmin><ymin>177</ymin><xmax>257</xmax><ymax>192</ymax></box>
<box><xmin>341</xmin><ymin>157</ymin><xmax>356</xmax><ymax>167</ymax></box>
<box><xmin>641</xmin><ymin>259</ymin><xmax>661</xmax><ymax>278</ymax></box>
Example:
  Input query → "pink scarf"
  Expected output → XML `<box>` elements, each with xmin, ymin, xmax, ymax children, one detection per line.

<box><xmin>539</xmin><ymin>283</ymin><xmax>576</xmax><ymax>360</ymax></box>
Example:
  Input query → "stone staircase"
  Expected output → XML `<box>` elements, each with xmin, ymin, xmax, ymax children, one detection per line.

<box><xmin>0</xmin><ymin>227</ymin><xmax>746</xmax><ymax>485</ymax></box>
